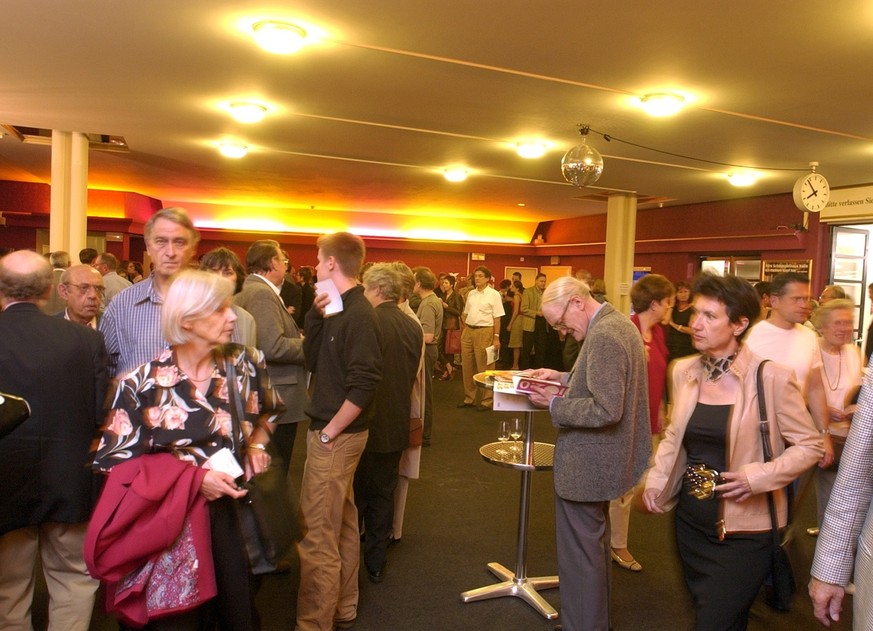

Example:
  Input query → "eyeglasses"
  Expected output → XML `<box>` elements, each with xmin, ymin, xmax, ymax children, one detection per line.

<box><xmin>552</xmin><ymin>299</ymin><xmax>573</xmax><ymax>331</ymax></box>
<box><xmin>64</xmin><ymin>283</ymin><xmax>105</xmax><ymax>296</ymax></box>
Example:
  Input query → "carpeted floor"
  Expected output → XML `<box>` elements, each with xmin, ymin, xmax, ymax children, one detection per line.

<box><xmin>45</xmin><ymin>375</ymin><xmax>845</xmax><ymax>630</ymax></box>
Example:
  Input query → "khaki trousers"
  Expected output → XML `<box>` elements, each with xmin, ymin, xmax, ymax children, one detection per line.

<box><xmin>296</xmin><ymin>429</ymin><xmax>368</xmax><ymax>631</ymax></box>
<box><xmin>0</xmin><ymin>522</ymin><xmax>97</xmax><ymax>631</ymax></box>
<box><xmin>460</xmin><ymin>326</ymin><xmax>496</xmax><ymax>405</ymax></box>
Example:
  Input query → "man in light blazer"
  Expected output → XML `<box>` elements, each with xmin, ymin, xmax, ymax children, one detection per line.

<box><xmin>527</xmin><ymin>276</ymin><xmax>650</xmax><ymax>631</ymax></box>
<box><xmin>234</xmin><ymin>239</ymin><xmax>307</xmax><ymax>471</ymax></box>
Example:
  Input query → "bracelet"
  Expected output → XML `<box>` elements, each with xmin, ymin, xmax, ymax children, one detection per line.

<box><xmin>249</xmin><ymin>443</ymin><xmax>268</xmax><ymax>451</ymax></box>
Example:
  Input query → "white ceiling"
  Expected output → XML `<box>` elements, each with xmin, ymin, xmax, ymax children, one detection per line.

<box><xmin>1</xmin><ymin>0</ymin><xmax>872</xmax><ymax>238</ymax></box>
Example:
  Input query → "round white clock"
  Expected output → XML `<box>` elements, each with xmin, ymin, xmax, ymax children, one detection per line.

<box><xmin>793</xmin><ymin>172</ymin><xmax>830</xmax><ymax>212</ymax></box>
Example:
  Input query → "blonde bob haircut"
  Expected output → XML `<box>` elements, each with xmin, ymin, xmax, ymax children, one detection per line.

<box><xmin>161</xmin><ymin>269</ymin><xmax>234</xmax><ymax>345</ymax></box>
<box><xmin>542</xmin><ymin>275</ymin><xmax>590</xmax><ymax>309</ymax></box>
<box><xmin>810</xmin><ymin>298</ymin><xmax>854</xmax><ymax>331</ymax></box>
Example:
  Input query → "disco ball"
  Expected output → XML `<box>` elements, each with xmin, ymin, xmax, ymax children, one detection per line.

<box><xmin>561</xmin><ymin>138</ymin><xmax>604</xmax><ymax>188</ymax></box>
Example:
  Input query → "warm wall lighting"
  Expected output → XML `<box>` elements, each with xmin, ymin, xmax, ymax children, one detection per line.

<box><xmin>252</xmin><ymin>20</ymin><xmax>308</xmax><ymax>54</ymax></box>
<box><xmin>218</xmin><ymin>142</ymin><xmax>248</xmax><ymax>159</ymax></box>
<box><xmin>516</xmin><ymin>142</ymin><xmax>548</xmax><ymax>159</ymax></box>
<box><xmin>727</xmin><ymin>171</ymin><xmax>758</xmax><ymax>187</ymax></box>
<box><xmin>443</xmin><ymin>168</ymin><xmax>468</xmax><ymax>182</ymax></box>
<box><xmin>227</xmin><ymin>101</ymin><xmax>268</xmax><ymax>123</ymax></box>
<box><xmin>638</xmin><ymin>93</ymin><xmax>685</xmax><ymax>117</ymax></box>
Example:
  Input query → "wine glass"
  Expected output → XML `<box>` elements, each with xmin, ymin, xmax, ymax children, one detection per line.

<box><xmin>509</xmin><ymin>417</ymin><xmax>523</xmax><ymax>455</ymax></box>
<box><xmin>496</xmin><ymin>420</ymin><xmax>511</xmax><ymax>457</ymax></box>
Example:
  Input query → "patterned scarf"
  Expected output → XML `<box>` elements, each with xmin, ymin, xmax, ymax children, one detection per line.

<box><xmin>700</xmin><ymin>351</ymin><xmax>738</xmax><ymax>382</ymax></box>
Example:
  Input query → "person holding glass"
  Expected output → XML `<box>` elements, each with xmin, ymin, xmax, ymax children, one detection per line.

<box><xmin>92</xmin><ymin>269</ymin><xmax>285</xmax><ymax>630</ymax></box>
<box><xmin>642</xmin><ymin>273</ymin><xmax>822</xmax><ymax>630</ymax></box>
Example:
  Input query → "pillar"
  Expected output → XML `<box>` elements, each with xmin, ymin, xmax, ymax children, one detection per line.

<box><xmin>603</xmin><ymin>192</ymin><xmax>637</xmax><ymax>315</ymax></box>
<box><xmin>49</xmin><ymin>130</ymin><xmax>89</xmax><ymax>255</ymax></box>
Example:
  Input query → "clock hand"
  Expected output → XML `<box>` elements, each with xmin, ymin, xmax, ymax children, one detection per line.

<box><xmin>806</xmin><ymin>189</ymin><xmax>818</xmax><ymax>200</ymax></box>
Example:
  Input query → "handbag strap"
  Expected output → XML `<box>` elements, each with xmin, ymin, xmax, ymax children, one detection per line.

<box><xmin>756</xmin><ymin>360</ymin><xmax>781</xmax><ymax>546</ymax></box>
<box><xmin>223</xmin><ymin>353</ymin><xmax>246</xmax><ymax>464</ymax></box>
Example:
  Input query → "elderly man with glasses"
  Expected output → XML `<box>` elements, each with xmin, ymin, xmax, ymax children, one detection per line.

<box><xmin>56</xmin><ymin>264</ymin><xmax>105</xmax><ymax>328</ymax></box>
<box><xmin>525</xmin><ymin>276</ymin><xmax>650</xmax><ymax>631</ymax></box>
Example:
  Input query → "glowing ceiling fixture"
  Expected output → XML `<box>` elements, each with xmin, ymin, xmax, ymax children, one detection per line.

<box><xmin>638</xmin><ymin>93</ymin><xmax>685</xmax><ymax>117</ymax></box>
<box><xmin>218</xmin><ymin>142</ymin><xmax>248</xmax><ymax>159</ymax></box>
<box><xmin>443</xmin><ymin>168</ymin><xmax>468</xmax><ymax>182</ymax></box>
<box><xmin>227</xmin><ymin>101</ymin><xmax>268</xmax><ymax>123</ymax></box>
<box><xmin>516</xmin><ymin>142</ymin><xmax>547</xmax><ymax>159</ymax></box>
<box><xmin>252</xmin><ymin>20</ymin><xmax>308</xmax><ymax>54</ymax></box>
<box><xmin>727</xmin><ymin>172</ymin><xmax>758</xmax><ymax>187</ymax></box>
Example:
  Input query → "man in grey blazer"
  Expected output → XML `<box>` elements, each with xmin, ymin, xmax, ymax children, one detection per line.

<box><xmin>527</xmin><ymin>276</ymin><xmax>650</xmax><ymax>631</ymax></box>
<box><xmin>234</xmin><ymin>239</ymin><xmax>308</xmax><ymax>471</ymax></box>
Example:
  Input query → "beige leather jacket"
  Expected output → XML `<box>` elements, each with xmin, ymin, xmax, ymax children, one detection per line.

<box><xmin>644</xmin><ymin>344</ymin><xmax>823</xmax><ymax>535</ymax></box>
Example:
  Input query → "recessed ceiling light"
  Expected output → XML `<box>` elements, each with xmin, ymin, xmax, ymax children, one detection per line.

<box><xmin>727</xmin><ymin>172</ymin><xmax>758</xmax><ymax>187</ymax></box>
<box><xmin>443</xmin><ymin>168</ymin><xmax>468</xmax><ymax>182</ymax></box>
<box><xmin>252</xmin><ymin>21</ymin><xmax>308</xmax><ymax>54</ymax></box>
<box><xmin>227</xmin><ymin>101</ymin><xmax>268</xmax><ymax>124</ymax></box>
<box><xmin>218</xmin><ymin>142</ymin><xmax>248</xmax><ymax>159</ymax></box>
<box><xmin>638</xmin><ymin>93</ymin><xmax>685</xmax><ymax>117</ymax></box>
<box><xmin>516</xmin><ymin>142</ymin><xmax>548</xmax><ymax>159</ymax></box>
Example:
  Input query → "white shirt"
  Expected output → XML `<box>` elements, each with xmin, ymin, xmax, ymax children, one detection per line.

<box><xmin>745</xmin><ymin>320</ymin><xmax>821</xmax><ymax>395</ymax></box>
<box><xmin>462</xmin><ymin>286</ymin><xmax>505</xmax><ymax>326</ymax></box>
<box><xmin>252</xmin><ymin>273</ymin><xmax>282</xmax><ymax>297</ymax></box>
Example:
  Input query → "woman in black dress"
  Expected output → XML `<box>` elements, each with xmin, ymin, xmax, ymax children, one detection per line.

<box><xmin>642</xmin><ymin>273</ymin><xmax>822</xmax><ymax>630</ymax></box>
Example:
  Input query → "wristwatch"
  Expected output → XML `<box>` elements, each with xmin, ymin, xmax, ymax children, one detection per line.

<box><xmin>249</xmin><ymin>442</ymin><xmax>267</xmax><ymax>451</ymax></box>
<box><xmin>319</xmin><ymin>431</ymin><xmax>333</xmax><ymax>444</ymax></box>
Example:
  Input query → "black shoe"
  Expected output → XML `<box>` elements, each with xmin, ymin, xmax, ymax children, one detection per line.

<box><xmin>476</xmin><ymin>404</ymin><xmax>490</xmax><ymax>412</ymax></box>
<box><xmin>367</xmin><ymin>566</ymin><xmax>385</xmax><ymax>583</ymax></box>
<box><xmin>389</xmin><ymin>536</ymin><xmax>401</xmax><ymax>547</ymax></box>
<box><xmin>335</xmin><ymin>616</ymin><xmax>357</xmax><ymax>629</ymax></box>
<box><xmin>457</xmin><ymin>401</ymin><xmax>475</xmax><ymax>408</ymax></box>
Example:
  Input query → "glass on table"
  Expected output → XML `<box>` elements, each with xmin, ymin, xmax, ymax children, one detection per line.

<box><xmin>509</xmin><ymin>417</ymin><xmax>523</xmax><ymax>455</ymax></box>
<box><xmin>496</xmin><ymin>420</ymin><xmax>511</xmax><ymax>457</ymax></box>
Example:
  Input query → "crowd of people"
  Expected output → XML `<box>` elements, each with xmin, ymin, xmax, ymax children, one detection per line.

<box><xmin>1</xmin><ymin>210</ymin><xmax>871</xmax><ymax>630</ymax></box>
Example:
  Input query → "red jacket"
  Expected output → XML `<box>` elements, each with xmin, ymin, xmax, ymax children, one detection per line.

<box><xmin>85</xmin><ymin>453</ymin><xmax>216</xmax><ymax>628</ymax></box>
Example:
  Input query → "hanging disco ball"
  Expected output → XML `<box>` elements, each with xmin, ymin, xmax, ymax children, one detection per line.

<box><xmin>561</xmin><ymin>137</ymin><xmax>604</xmax><ymax>188</ymax></box>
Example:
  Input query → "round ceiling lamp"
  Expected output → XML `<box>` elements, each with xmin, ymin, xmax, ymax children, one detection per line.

<box><xmin>727</xmin><ymin>171</ymin><xmax>758</xmax><ymax>187</ymax></box>
<box><xmin>218</xmin><ymin>142</ymin><xmax>248</xmax><ymax>159</ymax></box>
<box><xmin>227</xmin><ymin>101</ymin><xmax>268</xmax><ymax>123</ymax></box>
<box><xmin>516</xmin><ymin>142</ymin><xmax>548</xmax><ymax>159</ymax></box>
<box><xmin>638</xmin><ymin>93</ymin><xmax>685</xmax><ymax>117</ymax></box>
<box><xmin>561</xmin><ymin>127</ymin><xmax>604</xmax><ymax>188</ymax></box>
<box><xmin>443</xmin><ymin>168</ymin><xmax>468</xmax><ymax>182</ymax></box>
<box><xmin>252</xmin><ymin>21</ymin><xmax>308</xmax><ymax>54</ymax></box>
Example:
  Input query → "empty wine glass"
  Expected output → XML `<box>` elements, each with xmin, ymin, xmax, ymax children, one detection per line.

<box><xmin>496</xmin><ymin>420</ymin><xmax>510</xmax><ymax>457</ymax></box>
<box><xmin>509</xmin><ymin>417</ymin><xmax>523</xmax><ymax>455</ymax></box>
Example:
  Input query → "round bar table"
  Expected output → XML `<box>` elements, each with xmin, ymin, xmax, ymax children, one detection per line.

<box><xmin>461</xmin><ymin>373</ymin><xmax>559</xmax><ymax>619</ymax></box>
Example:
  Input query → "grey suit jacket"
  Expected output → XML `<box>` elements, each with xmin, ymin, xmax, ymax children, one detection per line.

<box><xmin>549</xmin><ymin>302</ymin><xmax>650</xmax><ymax>502</ymax></box>
<box><xmin>234</xmin><ymin>275</ymin><xmax>307</xmax><ymax>424</ymax></box>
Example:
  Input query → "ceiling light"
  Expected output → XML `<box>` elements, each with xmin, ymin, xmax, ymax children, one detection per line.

<box><xmin>516</xmin><ymin>142</ymin><xmax>547</xmax><ymax>159</ymax></box>
<box><xmin>561</xmin><ymin>126</ymin><xmax>604</xmax><ymax>188</ymax></box>
<box><xmin>227</xmin><ymin>101</ymin><xmax>268</xmax><ymax>123</ymax></box>
<box><xmin>443</xmin><ymin>168</ymin><xmax>468</xmax><ymax>182</ymax></box>
<box><xmin>727</xmin><ymin>172</ymin><xmax>758</xmax><ymax>187</ymax></box>
<box><xmin>252</xmin><ymin>21</ymin><xmax>308</xmax><ymax>54</ymax></box>
<box><xmin>638</xmin><ymin>93</ymin><xmax>685</xmax><ymax>117</ymax></box>
<box><xmin>218</xmin><ymin>142</ymin><xmax>248</xmax><ymax>159</ymax></box>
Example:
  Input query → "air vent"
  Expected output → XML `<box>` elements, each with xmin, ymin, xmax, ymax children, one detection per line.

<box><xmin>573</xmin><ymin>192</ymin><xmax>673</xmax><ymax>206</ymax></box>
<box><xmin>1</xmin><ymin>125</ymin><xmax>128</xmax><ymax>152</ymax></box>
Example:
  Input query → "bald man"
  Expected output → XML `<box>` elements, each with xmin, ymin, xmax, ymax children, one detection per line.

<box><xmin>0</xmin><ymin>250</ymin><xmax>108</xmax><ymax>631</ymax></box>
<box><xmin>56</xmin><ymin>264</ymin><xmax>104</xmax><ymax>327</ymax></box>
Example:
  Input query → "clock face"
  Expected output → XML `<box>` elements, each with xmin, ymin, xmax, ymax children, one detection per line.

<box><xmin>793</xmin><ymin>173</ymin><xmax>830</xmax><ymax>212</ymax></box>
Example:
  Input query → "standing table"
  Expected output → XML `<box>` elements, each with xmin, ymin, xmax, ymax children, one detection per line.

<box><xmin>461</xmin><ymin>372</ymin><xmax>559</xmax><ymax>619</ymax></box>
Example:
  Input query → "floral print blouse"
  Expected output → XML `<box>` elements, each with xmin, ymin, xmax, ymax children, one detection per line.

<box><xmin>94</xmin><ymin>344</ymin><xmax>285</xmax><ymax>471</ymax></box>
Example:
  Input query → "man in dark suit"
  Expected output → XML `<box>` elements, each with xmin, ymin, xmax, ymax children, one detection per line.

<box><xmin>0</xmin><ymin>250</ymin><xmax>109</xmax><ymax>630</ymax></box>
<box><xmin>234</xmin><ymin>239</ymin><xmax>307</xmax><ymax>470</ymax></box>
<box><xmin>279</xmin><ymin>253</ymin><xmax>303</xmax><ymax>321</ymax></box>
<box><xmin>527</xmin><ymin>276</ymin><xmax>649</xmax><ymax>631</ymax></box>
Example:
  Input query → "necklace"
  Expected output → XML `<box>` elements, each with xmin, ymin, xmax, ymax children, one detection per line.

<box><xmin>701</xmin><ymin>351</ymin><xmax>738</xmax><ymax>383</ymax></box>
<box><xmin>819</xmin><ymin>346</ymin><xmax>842</xmax><ymax>391</ymax></box>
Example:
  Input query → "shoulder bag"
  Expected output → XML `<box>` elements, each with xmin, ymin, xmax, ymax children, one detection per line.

<box><xmin>756</xmin><ymin>360</ymin><xmax>797</xmax><ymax>612</ymax></box>
<box><xmin>225</xmin><ymin>356</ymin><xmax>297</xmax><ymax>575</ymax></box>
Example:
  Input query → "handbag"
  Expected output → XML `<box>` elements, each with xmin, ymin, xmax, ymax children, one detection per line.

<box><xmin>756</xmin><ymin>360</ymin><xmax>797</xmax><ymax>612</ymax></box>
<box><xmin>225</xmin><ymin>356</ymin><xmax>297</xmax><ymax>575</ymax></box>
<box><xmin>0</xmin><ymin>392</ymin><xmax>30</xmax><ymax>440</ymax></box>
<box><xmin>444</xmin><ymin>328</ymin><xmax>462</xmax><ymax>355</ymax></box>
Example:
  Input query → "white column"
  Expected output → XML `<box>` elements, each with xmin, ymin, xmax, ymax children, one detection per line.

<box><xmin>603</xmin><ymin>192</ymin><xmax>637</xmax><ymax>315</ymax></box>
<box><xmin>49</xmin><ymin>130</ymin><xmax>89</xmax><ymax>255</ymax></box>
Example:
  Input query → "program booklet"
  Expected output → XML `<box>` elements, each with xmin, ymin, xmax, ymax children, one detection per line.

<box><xmin>513</xmin><ymin>374</ymin><xmax>568</xmax><ymax>398</ymax></box>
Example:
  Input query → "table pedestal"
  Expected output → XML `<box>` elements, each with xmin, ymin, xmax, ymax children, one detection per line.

<box><xmin>460</xmin><ymin>411</ymin><xmax>559</xmax><ymax>619</ymax></box>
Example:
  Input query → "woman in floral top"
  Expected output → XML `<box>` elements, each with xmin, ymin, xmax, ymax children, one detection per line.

<box><xmin>94</xmin><ymin>269</ymin><xmax>284</xmax><ymax>630</ymax></box>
